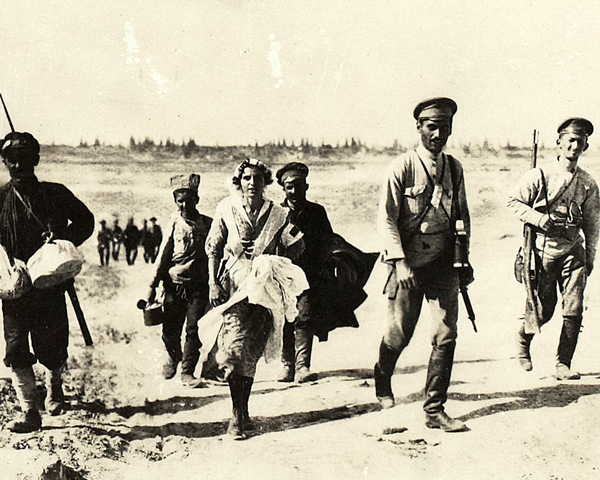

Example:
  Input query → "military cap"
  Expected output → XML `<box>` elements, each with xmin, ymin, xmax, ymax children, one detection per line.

<box><xmin>150</xmin><ymin>216</ymin><xmax>157</xmax><ymax>222</ymax></box>
<box><xmin>100</xmin><ymin>219</ymin><xmax>106</xmax><ymax>225</ymax></box>
<box><xmin>413</xmin><ymin>97</ymin><xmax>458</xmax><ymax>121</ymax></box>
<box><xmin>557</xmin><ymin>117</ymin><xmax>594</xmax><ymax>137</ymax></box>
<box><xmin>276</xmin><ymin>162</ymin><xmax>309</xmax><ymax>185</ymax></box>
<box><xmin>0</xmin><ymin>131</ymin><xmax>40</xmax><ymax>158</ymax></box>
<box><xmin>170</xmin><ymin>173</ymin><xmax>201</xmax><ymax>192</ymax></box>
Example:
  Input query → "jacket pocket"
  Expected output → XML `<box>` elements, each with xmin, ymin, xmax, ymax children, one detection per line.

<box><xmin>404</xmin><ymin>184</ymin><xmax>427</xmax><ymax>215</ymax></box>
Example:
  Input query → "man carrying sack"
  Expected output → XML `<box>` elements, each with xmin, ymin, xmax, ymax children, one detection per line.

<box><xmin>508</xmin><ymin>118</ymin><xmax>600</xmax><ymax>380</ymax></box>
<box><xmin>0</xmin><ymin>131</ymin><xmax>94</xmax><ymax>433</ymax></box>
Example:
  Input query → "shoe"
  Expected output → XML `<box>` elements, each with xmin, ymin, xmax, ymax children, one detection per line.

<box><xmin>296</xmin><ymin>366</ymin><xmax>317</xmax><ymax>383</ymax></box>
<box><xmin>45</xmin><ymin>366</ymin><xmax>66</xmax><ymax>416</ymax></box>
<box><xmin>277</xmin><ymin>365</ymin><xmax>295</xmax><ymax>383</ymax></box>
<box><xmin>556</xmin><ymin>363</ymin><xmax>580</xmax><ymax>380</ymax></box>
<box><xmin>181</xmin><ymin>373</ymin><xmax>205</xmax><ymax>388</ymax></box>
<box><xmin>518</xmin><ymin>358</ymin><xmax>533</xmax><ymax>372</ymax></box>
<box><xmin>425</xmin><ymin>411</ymin><xmax>468</xmax><ymax>432</ymax></box>
<box><xmin>162</xmin><ymin>359</ymin><xmax>179</xmax><ymax>380</ymax></box>
<box><xmin>7</xmin><ymin>410</ymin><xmax>42</xmax><ymax>433</ymax></box>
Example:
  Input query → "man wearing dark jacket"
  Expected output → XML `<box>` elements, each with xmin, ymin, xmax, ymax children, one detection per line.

<box><xmin>0</xmin><ymin>131</ymin><xmax>94</xmax><ymax>433</ymax></box>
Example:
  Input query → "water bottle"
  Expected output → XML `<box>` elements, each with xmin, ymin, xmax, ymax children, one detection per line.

<box><xmin>453</xmin><ymin>220</ymin><xmax>469</xmax><ymax>268</ymax></box>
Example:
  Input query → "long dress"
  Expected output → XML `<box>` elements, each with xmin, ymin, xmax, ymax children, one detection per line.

<box><xmin>205</xmin><ymin>194</ymin><xmax>304</xmax><ymax>378</ymax></box>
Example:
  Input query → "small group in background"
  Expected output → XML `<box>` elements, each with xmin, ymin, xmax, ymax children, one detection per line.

<box><xmin>97</xmin><ymin>216</ymin><xmax>162</xmax><ymax>267</ymax></box>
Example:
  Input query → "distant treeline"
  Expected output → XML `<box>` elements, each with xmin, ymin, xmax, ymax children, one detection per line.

<box><xmin>75</xmin><ymin>136</ymin><xmax>542</xmax><ymax>159</ymax></box>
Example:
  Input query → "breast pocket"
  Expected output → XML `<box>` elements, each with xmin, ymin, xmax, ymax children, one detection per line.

<box><xmin>404</xmin><ymin>184</ymin><xmax>427</xmax><ymax>215</ymax></box>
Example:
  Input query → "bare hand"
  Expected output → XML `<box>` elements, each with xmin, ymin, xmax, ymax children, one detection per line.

<box><xmin>539</xmin><ymin>214</ymin><xmax>554</xmax><ymax>233</ymax></box>
<box><xmin>210</xmin><ymin>283</ymin><xmax>227</xmax><ymax>307</ymax></box>
<box><xmin>395</xmin><ymin>259</ymin><xmax>416</xmax><ymax>290</ymax></box>
<box><xmin>146</xmin><ymin>287</ymin><xmax>157</xmax><ymax>305</ymax></box>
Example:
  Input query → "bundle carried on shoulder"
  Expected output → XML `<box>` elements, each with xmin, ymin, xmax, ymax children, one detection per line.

<box><xmin>27</xmin><ymin>239</ymin><xmax>84</xmax><ymax>289</ymax></box>
<box><xmin>0</xmin><ymin>244</ymin><xmax>31</xmax><ymax>299</ymax></box>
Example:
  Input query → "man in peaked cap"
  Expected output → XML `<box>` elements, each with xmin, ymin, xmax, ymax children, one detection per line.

<box><xmin>508</xmin><ymin>118</ymin><xmax>599</xmax><ymax>380</ymax></box>
<box><xmin>375</xmin><ymin>97</ymin><xmax>471</xmax><ymax>432</ymax></box>
<box><xmin>0</xmin><ymin>131</ymin><xmax>94</xmax><ymax>432</ymax></box>
<box><xmin>275</xmin><ymin>162</ymin><xmax>334</xmax><ymax>383</ymax></box>
<box><xmin>146</xmin><ymin>173</ymin><xmax>212</xmax><ymax>387</ymax></box>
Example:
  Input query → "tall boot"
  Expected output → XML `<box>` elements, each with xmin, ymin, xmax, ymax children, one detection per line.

<box><xmin>181</xmin><ymin>350</ymin><xmax>202</xmax><ymax>387</ymax></box>
<box><xmin>374</xmin><ymin>342</ymin><xmax>400</xmax><ymax>409</ymax></box>
<box><xmin>278</xmin><ymin>321</ymin><xmax>296</xmax><ymax>382</ymax></box>
<box><xmin>517</xmin><ymin>324</ymin><xmax>534</xmax><ymax>371</ymax></box>
<box><xmin>7</xmin><ymin>366</ymin><xmax>42</xmax><ymax>433</ymax></box>
<box><xmin>45</xmin><ymin>363</ymin><xmax>66</xmax><ymax>416</ymax></box>
<box><xmin>241</xmin><ymin>376</ymin><xmax>254</xmax><ymax>430</ymax></box>
<box><xmin>556</xmin><ymin>316</ymin><xmax>582</xmax><ymax>380</ymax></box>
<box><xmin>423</xmin><ymin>343</ymin><xmax>466</xmax><ymax>432</ymax></box>
<box><xmin>227</xmin><ymin>374</ymin><xmax>246</xmax><ymax>440</ymax></box>
<box><xmin>295</xmin><ymin>328</ymin><xmax>317</xmax><ymax>383</ymax></box>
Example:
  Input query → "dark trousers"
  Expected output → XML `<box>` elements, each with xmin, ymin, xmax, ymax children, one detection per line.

<box><xmin>98</xmin><ymin>246</ymin><xmax>110</xmax><ymax>266</ymax></box>
<box><xmin>3</xmin><ymin>284</ymin><xmax>69</xmax><ymax>370</ymax></box>
<box><xmin>162</xmin><ymin>288</ymin><xmax>209</xmax><ymax>375</ymax></box>
<box><xmin>125</xmin><ymin>246</ymin><xmax>138</xmax><ymax>265</ymax></box>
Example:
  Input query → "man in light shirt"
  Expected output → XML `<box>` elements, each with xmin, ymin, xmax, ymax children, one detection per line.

<box><xmin>508</xmin><ymin>118</ymin><xmax>599</xmax><ymax>380</ymax></box>
<box><xmin>375</xmin><ymin>97</ymin><xmax>471</xmax><ymax>432</ymax></box>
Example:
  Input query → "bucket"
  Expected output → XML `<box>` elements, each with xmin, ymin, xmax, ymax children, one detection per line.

<box><xmin>137</xmin><ymin>299</ymin><xmax>164</xmax><ymax>326</ymax></box>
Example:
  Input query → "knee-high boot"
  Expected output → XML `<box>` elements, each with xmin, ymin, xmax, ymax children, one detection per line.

<box><xmin>278</xmin><ymin>321</ymin><xmax>296</xmax><ymax>382</ymax></box>
<box><xmin>374</xmin><ymin>341</ymin><xmax>400</xmax><ymax>408</ymax></box>
<box><xmin>423</xmin><ymin>343</ymin><xmax>467</xmax><ymax>432</ymax></box>
<box><xmin>517</xmin><ymin>324</ymin><xmax>534</xmax><ymax>371</ymax></box>
<box><xmin>227</xmin><ymin>374</ymin><xmax>246</xmax><ymax>440</ymax></box>
<box><xmin>8</xmin><ymin>366</ymin><xmax>42</xmax><ymax>433</ymax></box>
<box><xmin>556</xmin><ymin>316</ymin><xmax>582</xmax><ymax>380</ymax></box>
<box><xmin>241</xmin><ymin>376</ymin><xmax>254</xmax><ymax>429</ymax></box>
<box><xmin>295</xmin><ymin>328</ymin><xmax>317</xmax><ymax>383</ymax></box>
<box><xmin>45</xmin><ymin>362</ymin><xmax>66</xmax><ymax>416</ymax></box>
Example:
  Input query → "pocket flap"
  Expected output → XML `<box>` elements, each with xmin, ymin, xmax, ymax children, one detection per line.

<box><xmin>405</xmin><ymin>184</ymin><xmax>426</xmax><ymax>197</ymax></box>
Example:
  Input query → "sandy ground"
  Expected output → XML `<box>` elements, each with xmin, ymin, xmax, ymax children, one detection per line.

<box><xmin>0</xmin><ymin>148</ymin><xmax>599</xmax><ymax>479</ymax></box>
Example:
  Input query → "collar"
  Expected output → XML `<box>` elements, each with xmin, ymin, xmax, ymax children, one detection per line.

<box><xmin>416</xmin><ymin>145</ymin><xmax>441</xmax><ymax>162</ymax></box>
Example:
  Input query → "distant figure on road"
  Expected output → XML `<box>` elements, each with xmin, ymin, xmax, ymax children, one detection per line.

<box><xmin>97</xmin><ymin>219</ymin><xmax>112</xmax><ymax>266</ymax></box>
<box><xmin>508</xmin><ymin>118</ymin><xmax>599</xmax><ymax>380</ymax></box>
<box><xmin>375</xmin><ymin>97</ymin><xmax>472</xmax><ymax>432</ymax></box>
<box><xmin>123</xmin><ymin>217</ymin><xmax>141</xmax><ymax>265</ymax></box>
<box><xmin>111</xmin><ymin>219</ymin><xmax>123</xmax><ymax>261</ymax></box>
<box><xmin>0</xmin><ymin>131</ymin><xmax>94</xmax><ymax>433</ymax></box>
<box><xmin>149</xmin><ymin>216</ymin><xmax>162</xmax><ymax>263</ymax></box>
<box><xmin>146</xmin><ymin>174</ymin><xmax>212</xmax><ymax>387</ymax></box>
<box><xmin>140</xmin><ymin>219</ymin><xmax>154</xmax><ymax>263</ymax></box>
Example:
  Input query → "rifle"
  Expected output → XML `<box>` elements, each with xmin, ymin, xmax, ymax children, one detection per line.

<box><xmin>522</xmin><ymin>130</ymin><xmax>541</xmax><ymax>334</ymax></box>
<box><xmin>66</xmin><ymin>280</ymin><xmax>94</xmax><ymax>346</ymax></box>
<box><xmin>0</xmin><ymin>91</ymin><xmax>94</xmax><ymax>345</ymax></box>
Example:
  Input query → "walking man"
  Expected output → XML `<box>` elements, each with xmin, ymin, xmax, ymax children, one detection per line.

<box><xmin>374</xmin><ymin>97</ymin><xmax>471</xmax><ymax>432</ymax></box>
<box><xmin>276</xmin><ymin>162</ymin><xmax>334</xmax><ymax>383</ymax></box>
<box><xmin>508</xmin><ymin>118</ymin><xmax>599</xmax><ymax>380</ymax></box>
<box><xmin>0</xmin><ymin>131</ymin><xmax>94</xmax><ymax>432</ymax></box>
<box><xmin>97</xmin><ymin>219</ymin><xmax>111</xmax><ymax>266</ymax></box>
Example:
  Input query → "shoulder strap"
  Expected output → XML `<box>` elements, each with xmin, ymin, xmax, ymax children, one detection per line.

<box><xmin>447</xmin><ymin>155</ymin><xmax>460</xmax><ymax>221</ymax></box>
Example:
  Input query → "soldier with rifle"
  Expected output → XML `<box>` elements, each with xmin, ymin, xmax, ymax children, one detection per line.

<box><xmin>0</xmin><ymin>130</ymin><xmax>94</xmax><ymax>432</ymax></box>
<box><xmin>375</xmin><ymin>97</ymin><xmax>472</xmax><ymax>433</ymax></box>
<box><xmin>508</xmin><ymin>118</ymin><xmax>599</xmax><ymax>380</ymax></box>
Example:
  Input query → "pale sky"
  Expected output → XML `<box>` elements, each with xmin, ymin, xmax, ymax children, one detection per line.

<box><xmin>1</xmin><ymin>0</ymin><xmax>600</xmax><ymax>148</ymax></box>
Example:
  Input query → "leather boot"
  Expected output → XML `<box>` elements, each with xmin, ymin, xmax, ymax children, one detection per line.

<box><xmin>517</xmin><ymin>324</ymin><xmax>534</xmax><ymax>371</ymax></box>
<box><xmin>423</xmin><ymin>343</ymin><xmax>466</xmax><ymax>432</ymax></box>
<box><xmin>556</xmin><ymin>316</ymin><xmax>582</xmax><ymax>378</ymax></box>
<box><xmin>227</xmin><ymin>374</ymin><xmax>246</xmax><ymax>440</ymax></box>
<box><xmin>295</xmin><ymin>328</ymin><xmax>317</xmax><ymax>383</ymax></box>
<box><xmin>241</xmin><ymin>376</ymin><xmax>254</xmax><ymax>430</ymax></box>
<box><xmin>45</xmin><ymin>363</ymin><xmax>66</xmax><ymax>416</ymax></box>
<box><xmin>374</xmin><ymin>342</ymin><xmax>400</xmax><ymax>409</ymax></box>
<box><xmin>7</xmin><ymin>366</ymin><xmax>42</xmax><ymax>433</ymax></box>
<box><xmin>278</xmin><ymin>322</ymin><xmax>296</xmax><ymax>382</ymax></box>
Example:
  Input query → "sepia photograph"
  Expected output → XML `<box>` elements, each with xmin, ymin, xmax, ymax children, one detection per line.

<box><xmin>0</xmin><ymin>1</ymin><xmax>599</xmax><ymax>478</ymax></box>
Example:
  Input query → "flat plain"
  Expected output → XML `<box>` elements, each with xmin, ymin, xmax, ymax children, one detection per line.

<box><xmin>0</xmin><ymin>145</ymin><xmax>599</xmax><ymax>480</ymax></box>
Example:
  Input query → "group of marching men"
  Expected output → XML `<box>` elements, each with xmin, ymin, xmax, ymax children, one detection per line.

<box><xmin>0</xmin><ymin>96</ymin><xmax>598</xmax><ymax>439</ymax></box>
<box><xmin>96</xmin><ymin>216</ymin><xmax>163</xmax><ymax>266</ymax></box>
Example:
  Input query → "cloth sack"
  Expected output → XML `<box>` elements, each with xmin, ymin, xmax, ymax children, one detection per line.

<box><xmin>0</xmin><ymin>244</ymin><xmax>31</xmax><ymax>299</ymax></box>
<box><xmin>27</xmin><ymin>239</ymin><xmax>84</xmax><ymax>289</ymax></box>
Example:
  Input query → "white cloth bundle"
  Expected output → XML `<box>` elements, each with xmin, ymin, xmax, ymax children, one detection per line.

<box><xmin>0</xmin><ymin>244</ymin><xmax>31</xmax><ymax>299</ymax></box>
<box><xmin>27</xmin><ymin>239</ymin><xmax>84</xmax><ymax>289</ymax></box>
